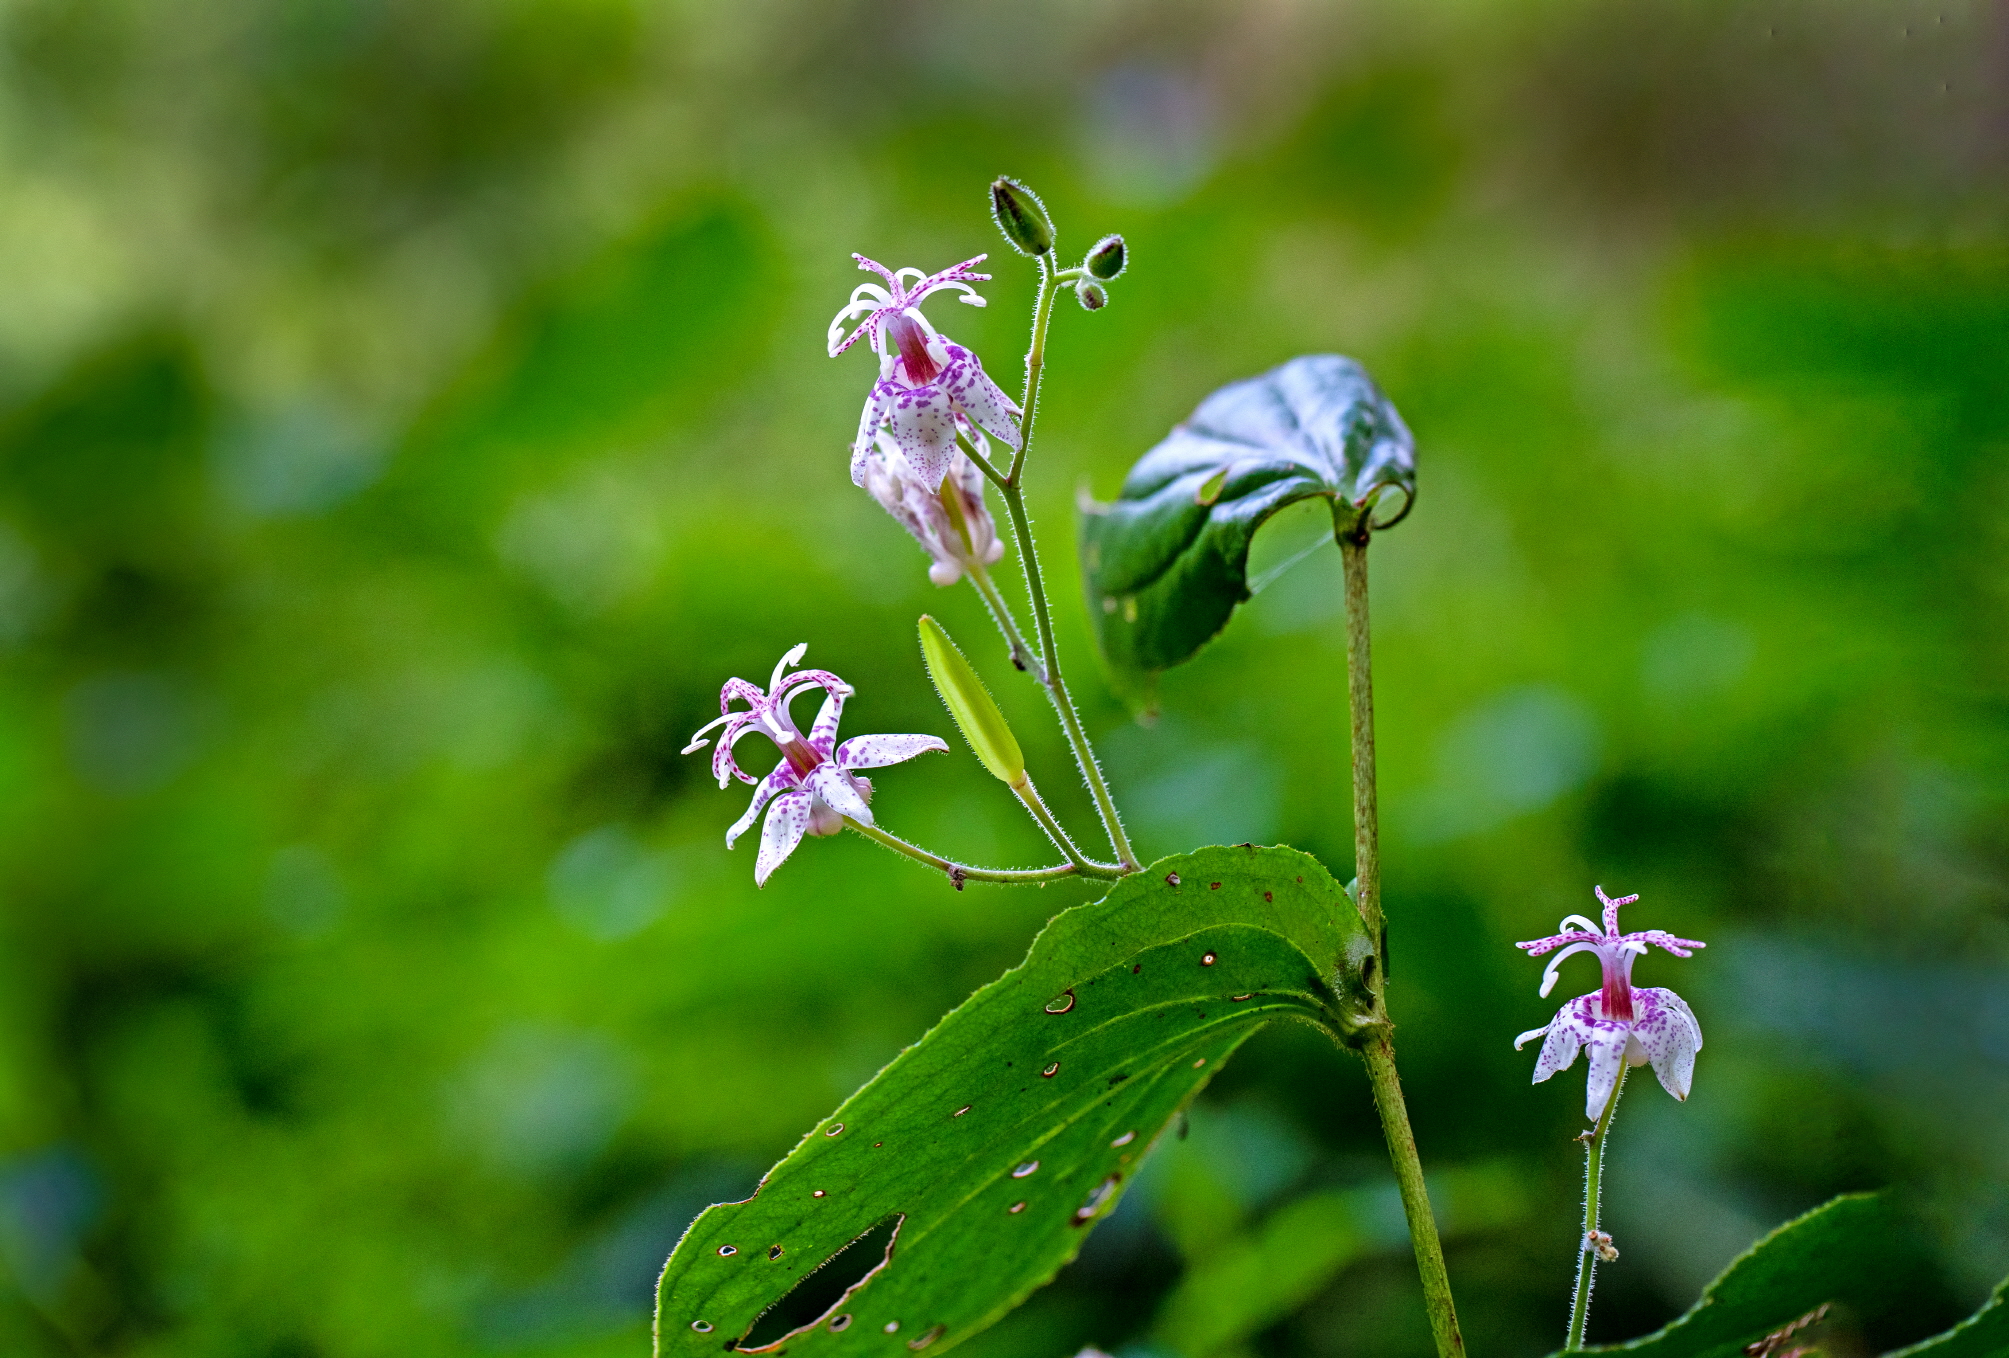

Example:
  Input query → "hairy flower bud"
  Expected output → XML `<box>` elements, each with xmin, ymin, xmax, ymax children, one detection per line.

<box><xmin>918</xmin><ymin>615</ymin><xmax>1025</xmax><ymax>786</ymax></box>
<box><xmin>1075</xmin><ymin>280</ymin><xmax>1108</xmax><ymax>311</ymax></box>
<box><xmin>1084</xmin><ymin>233</ymin><xmax>1126</xmax><ymax>279</ymax></box>
<box><xmin>990</xmin><ymin>177</ymin><xmax>1055</xmax><ymax>257</ymax></box>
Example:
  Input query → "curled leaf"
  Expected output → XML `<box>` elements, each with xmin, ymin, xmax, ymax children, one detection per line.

<box><xmin>1080</xmin><ymin>354</ymin><xmax>1414</xmax><ymax>687</ymax></box>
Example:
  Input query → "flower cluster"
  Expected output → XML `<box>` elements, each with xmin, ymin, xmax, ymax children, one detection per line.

<box><xmin>1513</xmin><ymin>887</ymin><xmax>1705</xmax><ymax>1119</ymax></box>
<box><xmin>682</xmin><ymin>645</ymin><xmax>946</xmax><ymax>885</ymax></box>
<box><xmin>828</xmin><ymin>253</ymin><xmax>1022</xmax><ymax>491</ymax></box>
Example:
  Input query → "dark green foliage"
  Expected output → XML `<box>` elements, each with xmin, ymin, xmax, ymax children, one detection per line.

<box><xmin>653</xmin><ymin>846</ymin><xmax>1375</xmax><ymax>1358</ymax></box>
<box><xmin>1080</xmin><ymin>355</ymin><xmax>1413</xmax><ymax>685</ymax></box>
<box><xmin>1569</xmin><ymin>1194</ymin><xmax>1943</xmax><ymax>1357</ymax></box>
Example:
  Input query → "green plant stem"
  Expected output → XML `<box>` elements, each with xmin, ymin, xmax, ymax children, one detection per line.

<box><xmin>1341</xmin><ymin>531</ymin><xmax>1383</xmax><ymax>943</ymax></box>
<box><xmin>966</xmin><ymin>562</ymin><xmax>1045</xmax><ymax>681</ymax></box>
<box><xmin>844</xmin><ymin>818</ymin><xmax>1118</xmax><ymax>885</ymax></box>
<box><xmin>1363</xmin><ymin>1033</ymin><xmax>1466</xmax><ymax>1358</ymax></box>
<box><xmin>1341</xmin><ymin>526</ymin><xmax>1466</xmax><ymax>1358</ymax></box>
<box><xmin>996</xmin><ymin>483</ymin><xmax>1138</xmax><ymax>869</ymax></box>
<box><xmin>1007</xmin><ymin>256</ymin><xmax>1056</xmax><ymax>486</ymax></box>
<box><xmin>1008</xmin><ymin>773</ymin><xmax>1107</xmax><ymax>875</ymax></box>
<box><xmin>1567</xmin><ymin>1066</ymin><xmax>1629</xmax><ymax>1351</ymax></box>
<box><xmin>964</xmin><ymin>258</ymin><xmax>1138</xmax><ymax>870</ymax></box>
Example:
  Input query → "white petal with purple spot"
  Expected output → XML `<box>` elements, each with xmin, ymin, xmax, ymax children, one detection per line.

<box><xmin>728</xmin><ymin>765</ymin><xmax>799</xmax><ymax>849</ymax></box>
<box><xmin>805</xmin><ymin>763</ymin><xmax>873</xmax><ymax>826</ymax></box>
<box><xmin>837</xmin><ymin>733</ymin><xmax>949</xmax><ymax>769</ymax></box>
<box><xmin>755</xmin><ymin>791</ymin><xmax>814</xmax><ymax>886</ymax></box>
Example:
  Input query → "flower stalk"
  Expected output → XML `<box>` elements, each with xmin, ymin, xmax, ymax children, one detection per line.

<box><xmin>1567</xmin><ymin>1065</ymin><xmax>1629</xmax><ymax>1350</ymax></box>
<box><xmin>977</xmin><ymin>255</ymin><xmax>1139</xmax><ymax>870</ymax></box>
<box><xmin>844</xmin><ymin>817</ymin><xmax>1122</xmax><ymax>886</ymax></box>
<box><xmin>1342</xmin><ymin>525</ymin><xmax>1467</xmax><ymax>1358</ymax></box>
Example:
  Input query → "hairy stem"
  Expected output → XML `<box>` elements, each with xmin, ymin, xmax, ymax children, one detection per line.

<box><xmin>996</xmin><ymin>484</ymin><xmax>1138</xmax><ymax>868</ymax></box>
<box><xmin>844</xmin><ymin>818</ymin><xmax>1117</xmax><ymax>885</ymax></box>
<box><xmin>966</xmin><ymin>562</ymin><xmax>1045</xmax><ymax>681</ymax></box>
<box><xmin>1009</xmin><ymin>773</ymin><xmax>1106</xmax><ymax>875</ymax></box>
<box><xmin>1567</xmin><ymin>1066</ymin><xmax>1629</xmax><ymax>1351</ymax></box>
<box><xmin>1343</xmin><ymin>526</ymin><xmax>1465</xmax><ymax>1358</ymax></box>
<box><xmin>1008</xmin><ymin>256</ymin><xmax>1056</xmax><ymax>485</ymax></box>
<box><xmin>969</xmin><ymin>260</ymin><xmax>1138</xmax><ymax>870</ymax></box>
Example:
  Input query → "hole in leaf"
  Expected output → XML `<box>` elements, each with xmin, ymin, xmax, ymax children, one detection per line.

<box><xmin>736</xmin><ymin>1214</ymin><xmax>904</xmax><ymax>1353</ymax></box>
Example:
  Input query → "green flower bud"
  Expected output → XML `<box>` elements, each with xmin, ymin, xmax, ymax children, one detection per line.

<box><xmin>918</xmin><ymin>615</ymin><xmax>1026</xmax><ymax>786</ymax></box>
<box><xmin>1084</xmin><ymin>233</ymin><xmax>1126</xmax><ymax>279</ymax></box>
<box><xmin>990</xmin><ymin>177</ymin><xmax>1055</xmax><ymax>257</ymax></box>
<box><xmin>1075</xmin><ymin>280</ymin><xmax>1108</xmax><ymax>311</ymax></box>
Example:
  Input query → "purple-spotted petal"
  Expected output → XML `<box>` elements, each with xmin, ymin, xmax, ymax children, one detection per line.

<box><xmin>1628</xmin><ymin>988</ymin><xmax>1700</xmax><ymax>1102</ymax></box>
<box><xmin>755</xmin><ymin>791</ymin><xmax>814</xmax><ymax>886</ymax></box>
<box><xmin>717</xmin><ymin>717</ymin><xmax>772</xmax><ymax>787</ymax></box>
<box><xmin>836</xmin><ymin>733</ymin><xmax>949</xmax><ymax>769</ymax></box>
<box><xmin>939</xmin><ymin>346</ymin><xmax>1022</xmax><ymax>449</ymax></box>
<box><xmin>806</xmin><ymin>687</ymin><xmax>848</xmax><ymax>757</ymax></box>
<box><xmin>805</xmin><ymin>763</ymin><xmax>873</xmax><ymax>826</ymax></box>
<box><xmin>1530</xmin><ymin>1000</ymin><xmax>1590</xmax><ymax>1083</ymax></box>
<box><xmin>1624</xmin><ymin>929</ymin><xmax>1708</xmax><ymax>958</ymax></box>
<box><xmin>852</xmin><ymin>383</ymin><xmax>896</xmax><ymax>486</ymax></box>
<box><xmin>728</xmin><ymin>765</ymin><xmax>799</xmax><ymax>849</ymax></box>
<box><xmin>1580</xmin><ymin>1013</ymin><xmax>1633</xmax><ymax>1121</ymax></box>
<box><xmin>1516</xmin><ymin>930</ymin><xmax>1602</xmax><ymax>957</ymax></box>
<box><xmin>883</xmin><ymin>382</ymin><xmax>961</xmax><ymax>488</ymax></box>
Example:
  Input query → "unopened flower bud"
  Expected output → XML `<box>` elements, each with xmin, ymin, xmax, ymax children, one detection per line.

<box><xmin>1075</xmin><ymin>280</ymin><xmax>1108</xmax><ymax>311</ymax></box>
<box><xmin>1084</xmin><ymin>233</ymin><xmax>1126</xmax><ymax>279</ymax></box>
<box><xmin>990</xmin><ymin>178</ymin><xmax>1055</xmax><ymax>257</ymax></box>
<box><xmin>918</xmin><ymin>615</ymin><xmax>1025</xmax><ymax>786</ymax></box>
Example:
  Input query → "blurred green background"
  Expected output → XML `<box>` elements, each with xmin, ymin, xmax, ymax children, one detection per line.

<box><xmin>0</xmin><ymin>1</ymin><xmax>2004</xmax><ymax>1355</ymax></box>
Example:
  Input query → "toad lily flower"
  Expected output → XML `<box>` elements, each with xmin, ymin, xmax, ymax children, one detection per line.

<box><xmin>858</xmin><ymin>429</ymin><xmax>1006</xmax><ymax>587</ymax></box>
<box><xmin>682</xmin><ymin>645</ymin><xmax>948</xmax><ymax>886</ymax></box>
<box><xmin>1514</xmin><ymin>887</ymin><xmax>1706</xmax><ymax>1119</ymax></box>
<box><xmin>828</xmin><ymin>253</ymin><xmax>1023</xmax><ymax>491</ymax></box>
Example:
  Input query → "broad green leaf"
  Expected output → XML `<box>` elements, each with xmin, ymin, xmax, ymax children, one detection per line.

<box><xmin>1151</xmin><ymin>1160</ymin><xmax>1528</xmax><ymax>1358</ymax></box>
<box><xmin>1079</xmin><ymin>354</ymin><xmax>1414</xmax><ymax>685</ymax></box>
<box><xmin>654</xmin><ymin>845</ymin><xmax>1376</xmax><ymax>1358</ymax></box>
<box><xmin>1570</xmin><ymin>1192</ymin><xmax>1938</xmax><ymax>1357</ymax></box>
<box><xmin>1886</xmin><ymin>1279</ymin><xmax>2009</xmax><ymax>1356</ymax></box>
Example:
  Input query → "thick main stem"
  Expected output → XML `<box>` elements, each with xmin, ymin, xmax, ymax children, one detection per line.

<box><xmin>1567</xmin><ymin>1067</ymin><xmax>1629</xmax><ymax>1351</ymax></box>
<box><xmin>1363</xmin><ymin>1035</ymin><xmax>1466</xmax><ymax>1358</ymax></box>
<box><xmin>1342</xmin><ymin>528</ymin><xmax>1465</xmax><ymax>1358</ymax></box>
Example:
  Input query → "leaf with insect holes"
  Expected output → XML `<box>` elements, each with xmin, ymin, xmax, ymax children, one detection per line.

<box><xmin>1079</xmin><ymin>354</ymin><xmax>1413</xmax><ymax>689</ymax></box>
<box><xmin>652</xmin><ymin>845</ymin><xmax>1377</xmax><ymax>1358</ymax></box>
<box><xmin>1565</xmin><ymin>1191</ymin><xmax>1945</xmax><ymax>1357</ymax></box>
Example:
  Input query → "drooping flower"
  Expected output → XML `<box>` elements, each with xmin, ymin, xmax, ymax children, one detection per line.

<box><xmin>1513</xmin><ymin>887</ymin><xmax>1706</xmax><ymax>1119</ymax></box>
<box><xmin>828</xmin><ymin>253</ymin><xmax>1023</xmax><ymax>491</ymax></box>
<box><xmin>682</xmin><ymin>645</ymin><xmax>947</xmax><ymax>886</ymax></box>
<box><xmin>858</xmin><ymin>430</ymin><xmax>1006</xmax><ymax>586</ymax></box>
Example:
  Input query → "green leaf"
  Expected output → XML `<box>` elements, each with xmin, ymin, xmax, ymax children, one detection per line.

<box><xmin>1885</xmin><ymin>1278</ymin><xmax>2009</xmax><ymax>1356</ymax></box>
<box><xmin>1568</xmin><ymin>1192</ymin><xmax>1939</xmax><ymax>1357</ymax></box>
<box><xmin>1079</xmin><ymin>354</ymin><xmax>1414</xmax><ymax>686</ymax></box>
<box><xmin>653</xmin><ymin>845</ymin><xmax>1377</xmax><ymax>1358</ymax></box>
